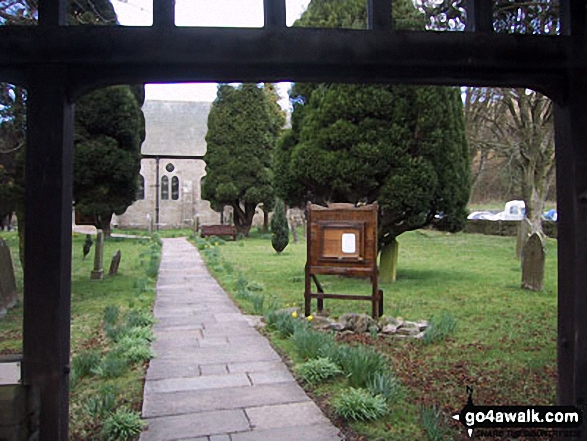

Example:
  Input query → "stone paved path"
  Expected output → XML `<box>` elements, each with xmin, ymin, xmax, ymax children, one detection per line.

<box><xmin>140</xmin><ymin>238</ymin><xmax>343</xmax><ymax>441</ymax></box>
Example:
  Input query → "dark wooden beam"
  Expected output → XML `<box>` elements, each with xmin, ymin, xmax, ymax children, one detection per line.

<box><xmin>38</xmin><ymin>0</ymin><xmax>68</xmax><ymax>27</ymax></box>
<box><xmin>554</xmin><ymin>71</ymin><xmax>587</xmax><ymax>436</ymax></box>
<box><xmin>22</xmin><ymin>66</ymin><xmax>74</xmax><ymax>441</ymax></box>
<box><xmin>153</xmin><ymin>0</ymin><xmax>175</xmax><ymax>29</ymax></box>
<box><xmin>0</xmin><ymin>26</ymin><xmax>570</xmax><ymax>98</ymax></box>
<box><xmin>367</xmin><ymin>0</ymin><xmax>392</xmax><ymax>32</ymax></box>
<box><xmin>264</xmin><ymin>0</ymin><xmax>286</xmax><ymax>29</ymax></box>
<box><xmin>465</xmin><ymin>0</ymin><xmax>493</xmax><ymax>33</ymax></box>
<box><xmin>560</xmin><ymin>0</ymin><xmax>586</xmax><ymax>37</ymax></box>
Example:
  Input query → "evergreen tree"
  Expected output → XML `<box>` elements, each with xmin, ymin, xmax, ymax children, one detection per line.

<box><xmin>202</xmin><ymin>83</ymin><xmax>284</xmax><ymax>236</ymax></box>
<box><xmin>73</xmin><ymin>85</ymin><xmax>145</xmax><ymax>236</ymax></box>
<box><xmin>274</xmin><ymin>0</ymin><xmax>470</xmax><ymax>281</ymax></box>
<box><xmin>271</xmin><ymin>198</ymin><xmax>289</xmax><ymax>253</ymax></box>
<box><xmin>0</xmin><ymin>1</ymin><xmax>144</xmax><ymax>254</ymax></box>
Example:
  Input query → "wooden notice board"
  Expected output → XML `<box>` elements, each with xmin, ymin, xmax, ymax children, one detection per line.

<box><xmin>305</xmin><ymin>202</ymin><xmax>383</xmax><ymax>319</ymax></box>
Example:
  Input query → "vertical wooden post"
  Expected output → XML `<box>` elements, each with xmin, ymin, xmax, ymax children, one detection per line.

<box><xmin>38</xmin><ymin>0</ymin><xmax>68</xmax><ymax>26</ymax></box>
<box><xmin>264</xmin><ymin>0</ymin><xmax>287</xmax><ymax>29</ymax></box>
<box><xmin>465</xmin><ymin>0</ymin><xmax>493</xmax><ymax>33</ymax></box>
<box><xmin>22</xmin><ymin>67</ymin><xmax>74</xmax><ymax>441</ymax></box>
<box><xmin>554</xmin><ymin>73</ymin><xmax>587</xmax><ymax>434</ymax></box>
<box><xmin>153</xmin><ymin>0</ymin><xmax>175</xmax><ymax>28</ymax></box>
<box><xmin>367</xmin><ymin>0</ymin><xmax>392</xmax><ymax>31</ymax></box>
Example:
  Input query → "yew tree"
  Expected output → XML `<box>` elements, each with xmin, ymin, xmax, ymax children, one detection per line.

<box><xmin>202</xmin><ymin>83</ymin><xmax>284</xmax><ymax>236</ymax></box>
<box><xmin>274</xmin><ymin>0</ymin><xmax>470</xmax><ymax>282</ymax></box>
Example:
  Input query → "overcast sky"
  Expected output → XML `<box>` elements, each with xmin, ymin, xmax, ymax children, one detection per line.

<box><xmin>111</xmin><ymin>0</ymin><xmax>311</xmax><ymax>104</ymax></box>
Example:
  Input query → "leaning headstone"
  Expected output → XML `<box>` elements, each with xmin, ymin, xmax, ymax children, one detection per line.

<box><xmin>108</xmin><ymin>250</ymin><xmax>121</xmax><ymax>276</ymax></box>
<box><xmin>0</xmin><ymin>238</ymin><xmax>17</xmax><ymax>317</ymax></box>
<box><xmin>91</xmin><ymin>229</ymin><xmax>104</xmax><ymax>280</ymax></box>
<box><xmin>521</xmin><ymin>232</ymin><xmax>545</xmax><ymax>291</ymax></box>
<box><xmin>516</xmin><ymin>218</ymin><xmax>532</xmax><ymax>259</ymax></box>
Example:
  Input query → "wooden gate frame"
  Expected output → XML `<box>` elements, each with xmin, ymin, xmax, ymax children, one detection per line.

<box><xmin>305</xmin><ymin>202</ymin><xmax>383</xmax><ymax>319</ymax></box>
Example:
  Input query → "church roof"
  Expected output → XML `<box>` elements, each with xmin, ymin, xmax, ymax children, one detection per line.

<box><xmin>141</xmin><ymin>100</ymin><xmax>211</xmax><ymax>157</ymax></box>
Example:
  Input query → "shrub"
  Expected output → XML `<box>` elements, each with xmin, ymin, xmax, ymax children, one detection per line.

<box><xmin>72</xmin><ymin>351</ymin><xmax>101</xmax><ymax>378</ymax></box>
<box><xmin>103</xmin><ymin>305</ymin><xmax>120</xmax><ymax>326</ymax></box>
<box><xmin>247</xmin><ymin>281</ymin><xmax>265</xmax><ymax>292</ymax></box>
<box><xmin>295</xmin><ymin>357</ymin><xmax>342</xmax><ymax>386</ymax></box>
<box><xmin>333</xmin><ymin>388</ymin><xmax>388</xmax><ymax>421</ymax></box>
<box><xmin>290</xmin><ymin>327</ymin><xmax>336</xmax><ymax>361</ymax></box>
<box><xmin>92</xmin><ymin>354</ymin><xmax>128</xmax><ymax>379</ymax></box>
<box><xmin>423</xmin><ymin>312</ymin><xmax>457</xmax><ymax>345</ymax></box>
<box><xmin>366</xmin><ymin>372</ymin><xmax>403</xmax><ymax>403</ymax></box>
<box><xmin>271</xmin><ymin>198</ymin><xmax>289</xmax><ymax>253</ymax></box>
<box><xmin>267</xmin><ymin>311</ymin><xmax>305</xmax><ymax>338</ymax></box>
<box><xmin>125</xmin><ymin>309</ymin><xmax>155</xmax><ymax>328</ymax></box>
<box><xmin>83</xmin><ymin>385</ymin><xmax>117</xmax><ymax>418</ymax></box>
<box><xmin>251</xmin><ymin>294</ymin><xmax>265</xmax><ymax>315</ymax></box>
<box><xmin>420</xmin><ymin>404</ymin><xmax>451</xmax><ymax>441</ymax></box>
<box><xmin>114</xmin><ymin>335</ymin><xmax>154</xmax><ymax>364</ymax></box>
<box><xmin>338</xmin><ymin>345</ymin><xmax>389</xmax><ymax>388</ymax></box>
<box><xmin>100</xmin><ymin>408</ymin><xmax>146</xmax><ymax>441</ymax></box>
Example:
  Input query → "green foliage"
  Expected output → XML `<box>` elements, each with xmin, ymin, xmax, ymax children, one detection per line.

<box><xmin>266</xmin><ymin>310</ymin><xmax>303</xmax><ymax>338</ymax></box>
<box><xmin>202</xmin><ymin>83</ymin><xmax>285</xmax><ymax>236</ymax></box>
<box><xmin>337</xmin><ymin>345</ymin><xmax>389</xmax><ymax>388</ymax></box>
<box><xmin>92</xmin><ymin>353</ymin><xmax>128</xmax><ymax>379</ymax></box>
<box><xmin>83</xmin><ymin>385</ymin><xmax>117</xmax><ymax>419</ymax></box>
<box><xmin>100</xmin><ymin>408</ymin><xmax>146</xmax><ymax>441</ymax></box>
<box><xmin>270</xmin><ymin>198</ymin><xmax>289</xmax><ymax>253</ymax></box>
<box><xmin>295</xmin><ymin>357</ymin><xmax>342</xmax><ymax>386</ymax></box>
<box><xmin>333</xmin><ymin>388</ymin><xmax>388</xmax><ymax>421</ymax></box>
<box><xmin>290</xmin><ymin>326</ymin><xmax>336</xmax><ymax>361</ymax></box>
<box><xmin>250</xmin><ymin>294</ymin><xmax>265</xmax><ymax>315</ymax></box>
<box><xmin>72</xmin><ymin>351</ymin><xmax>101</xmax><ymax>378</ymax></box>
<box><xmin>114</xmin><ymin>335</ymin><xmax>154</xmax><ymax>364</ymax></box>
<box><xmin>74</xmin><ymin>85</ymin><xmax>145</xmax><ymax>229</ymax></box>
<box><xmin>247</xmin><ymin>280</ymin><xmax>265</xmax><ymax>292</ymax></box>
<box><xmin>423</xmin><ymin>311</ymin><xmax>457</xmax><ymax>345</ymax></box>
<box><xmin>103</xmin><ymin>305</ymin><xmax>120</xmax><ymax>326</ymax></box>
<box><xmin>366</xmin><ymin>372</ymin><xmax>404</xmax><ymax>403</ymax></box>
<box><xmin>275</xmin><ymin>0</ymin><xmax>470</xmax><ymax>248</ymax></box>
<box><xmin>420</xmin><ymin>404</ymin><xmax>451</xmax><ymax>441</ymax></box>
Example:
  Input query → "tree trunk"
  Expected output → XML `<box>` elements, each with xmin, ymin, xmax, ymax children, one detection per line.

<box><xmin>262</xmin><ymin>210</ymin><xmax>269</xmax><ymax>233</ymax></box>
<box><xmin>233</xmin><ymin>202</ymin><xmax>256</xmax><ymax>237</ymax></box>
<box><xmin>96</xmin><ymin>212</ymin><xmax>113</xmax><ymax>238</ymax></box>
<box><xmin>379</xmin><ymin>238</ymin><xmax>399</xmax><ymax>283</ymax></box>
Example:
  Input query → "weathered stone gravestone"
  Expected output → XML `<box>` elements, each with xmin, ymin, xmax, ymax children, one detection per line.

<box><xmin>516</xmin><ymin>218</ymin><xmax>532</xmax><ymax>259</ymax></box>
<box><xmin>521</xmin><ymin>232</ymin><xmax>545</xmax><ymax>291</ymax></box>
<box><xmin>108</xmin><ymin>250</ymin><xmax>121</xmax><ymax>276</ymax></box>
<box><xmin>0</xmin><ymin>238</ymin><xmax>17</xmax><ymax>317</ymax></box>
<box><xmin>91</xmin><ymin>229</ymin><xmax>104</xmax><ymax>280</ymax></box>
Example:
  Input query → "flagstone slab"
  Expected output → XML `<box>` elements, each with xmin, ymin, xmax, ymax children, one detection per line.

<box><xmin>142</xmin><ymin>383</ymin><xmax>310</xmax><ymax>418</ymax></box>
<box><xmin>139</xmin><ymin>409</ymin><xmax>249</xmax><ymax>441</ymax></box>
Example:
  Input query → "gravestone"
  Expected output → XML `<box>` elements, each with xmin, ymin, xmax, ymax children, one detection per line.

<box><xmin>90</xmin><ymin>229</ymin><xmax>104</xmax><ymax>280</ymax></box>
<box><xmin>108</xmin><ymin>250</ymin><xmax>121</xmax><ymax>276</ymax></box>
<box><xmin>521</xmin><ymin>232</ymin><xmax>545</xmax><ymax>291</ymax></box>
<box><xmin>0</xmin><ymin>238</ymin><xmax>17</xmax><ymax>317</ymax></box>
<box><xmin>516</xmin><ymin>218</ymin><xmax>532</xmax><ymax>259</ymax></box>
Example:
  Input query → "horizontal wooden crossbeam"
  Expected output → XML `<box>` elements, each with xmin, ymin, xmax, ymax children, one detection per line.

<box><xmin>0</xmin><ymin>26</ymin><xmax>573</xmax><ymax>99</ymax></box>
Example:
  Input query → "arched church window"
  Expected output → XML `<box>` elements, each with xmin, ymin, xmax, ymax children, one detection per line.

<box><xmin>136</xmin><ymin>175</ymin><xmax>145</xmax><ymax>200</ymax></box>
<box><xmin>171</xmin><ymin>176</ymin><xmax>180</xmax><ymax>200</ymax></box>
<box><xmin>161</xmin><ymin>176</ymin><xmax>169</xmax><ymax>200</ymax></box>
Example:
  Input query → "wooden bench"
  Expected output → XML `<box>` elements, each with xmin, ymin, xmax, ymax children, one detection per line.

<box><xmin>200</xmin><ymin>225</ymin><xmax>237</xmax><ymax>240</ymax></box>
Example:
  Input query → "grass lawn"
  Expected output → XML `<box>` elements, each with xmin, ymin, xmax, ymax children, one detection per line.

<box><xmin>197</xmin><ymin>228</ymin><xmax>558</xmax><ymax>440</ymax></box>
<box><xmin>0</xmin><ymin>231</ymin><xmax>160</xmax><ymax>440</ymax></box>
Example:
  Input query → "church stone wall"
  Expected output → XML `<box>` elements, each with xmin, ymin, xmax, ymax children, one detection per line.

<box><xmin>117</xmin><ymin>158</ymin><xmax>221</xmax><ymax>229</ymax></box>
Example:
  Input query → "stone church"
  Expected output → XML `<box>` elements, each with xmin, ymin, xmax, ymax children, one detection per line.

<box><xmin>116</xmin><ymin>100</ymin><xmax>223</xmax><ymax>230</ymax></box>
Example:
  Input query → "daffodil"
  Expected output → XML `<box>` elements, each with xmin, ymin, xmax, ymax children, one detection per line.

<box><xmin>307</xmin><ymin>315</ymin><xmax>314</xmax><ymax>322</ymax></box>
<box><xmin>292</xmin><ymin>311</ymin><xmax>298</xmax><ymax>318</ymax></box>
